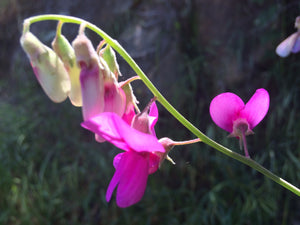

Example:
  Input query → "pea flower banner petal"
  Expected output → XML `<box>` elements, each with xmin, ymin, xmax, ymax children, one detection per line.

<box><xmin>209</xmin><ymin>88</ymin><xmax>269</xmax><ymax>134</ymax></box>
<box><xmin>209</xmin><ymin>92</ymin><xmax>245</xmax><ymax>133</ymax></box>
<box><xmin>81</xmin><ymin>112</ymin><xmax>165</xmax><ymax>153</ymax></box>
<box><xmin>239</xmin><ymin>88</ymin><xmax>270</xmax><ymax>130</ymax></box>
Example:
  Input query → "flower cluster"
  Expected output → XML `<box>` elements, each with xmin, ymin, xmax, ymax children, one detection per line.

<box><xmin>20</xmin><ymin>21</ymin><xmax>179</xmax><ymax>208</ymax></box>
<box><xmin>20</xmin><ymin>18</ymin><xmax>272</xmax><ymax>207</ymax></box>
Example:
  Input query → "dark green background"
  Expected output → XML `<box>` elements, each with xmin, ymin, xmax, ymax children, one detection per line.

<box><xmin>0</xmin><ymin>0</ymin><xmax>299</xmax><ymax>224</ymax></box>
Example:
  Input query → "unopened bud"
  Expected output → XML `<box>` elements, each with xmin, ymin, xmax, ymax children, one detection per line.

<box><xmin>20</xmin><ymin>31</ymin><xmax>71</xmax><ymax>103</ymax></box>
<box><xmin>98</xmin><ymin>42</ymin><xmax>121</xmax><ymax>79</ymax></box>
<box><xmin>52</xmin><ymin>22</ymin><xmax>82</xmax><ymax>106</ymax></box>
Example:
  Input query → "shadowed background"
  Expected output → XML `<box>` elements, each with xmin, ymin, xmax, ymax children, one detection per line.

<box><xmin>0</xmin><ymin>0</ymin><xmax>299</xmax><ymax>224</ymax></box>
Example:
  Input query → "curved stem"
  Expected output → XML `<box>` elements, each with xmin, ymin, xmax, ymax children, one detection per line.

<box><xmin>23</xmin><ymin>14</ymin><xmax>300</xmax><ymax>197</ymax></box>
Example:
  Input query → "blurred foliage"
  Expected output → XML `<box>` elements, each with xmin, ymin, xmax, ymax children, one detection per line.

<box><xmin>0</xmin><ymin>0</ymin><xmax>300</xmax><ymax>224</ymax></box>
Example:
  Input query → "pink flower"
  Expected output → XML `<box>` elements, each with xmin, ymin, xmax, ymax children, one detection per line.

<box><xmin>81</xmin><ymin>102</ymin><xmax>164</xmax><ymax>207</ymax></box>
<box><xmin>209</xmin><ymin>88</ymin><xmax>269</xmax><ymax>134</ymax></box>
<box><xmin>73</xmin><ymin>31</ymin><xmax>126</xmax><ymax>122</ymax></box>
<box><xmin>276</xmin><ymin>16</ymin><xmax>300</xmax><ymax>57</ymax></box>
<box><xmin>209</xmin><ymin>89</ymin><xmax>269</xmax><ymax>156</ymax></box>
<box><xmin>276</xmin><ymin>33</ymin><xmax>300</xmax><ymax>57</ymax></box>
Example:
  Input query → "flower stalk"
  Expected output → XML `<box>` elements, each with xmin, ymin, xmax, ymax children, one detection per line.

<box><xmin>171</xmin><ymin>138</ymin><xmax>201</xmax><ymax>146</ymax></box>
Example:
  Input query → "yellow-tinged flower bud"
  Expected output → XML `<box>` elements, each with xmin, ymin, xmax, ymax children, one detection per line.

<box><xmin>20</xmin><ymin>31</ymin><xmax>71</xmax><ymax>103</ymax></box>
<box><xmin>52</xmin><ymin>22</ymin><xmax>82</xmax><ymax>106</ymax></box>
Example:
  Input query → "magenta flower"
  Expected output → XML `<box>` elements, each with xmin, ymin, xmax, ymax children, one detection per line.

<box><xmin>81</xmin><ymin>102</ymin><xmax>164</xmax><ymax>207</ymax></box>
<box><xmin>209</xmin><ymin>88</ymin><xmax>269</xmax><ymax>157</ymax></box>
<box><xmin>276</xmin><ymin>16</ymin><xmax>300</xmax><ymax>57</ymax></box>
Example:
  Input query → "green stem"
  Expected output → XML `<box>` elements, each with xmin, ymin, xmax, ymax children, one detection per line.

<box><xmin>24</xmin><ymin>14</ymin><xmax>300</xmax><ymax>197</ymax></box>
<box><xmin>56</xmin><ymin>20</ymin><xmax>63</xmax><ymax>36</ymax></box>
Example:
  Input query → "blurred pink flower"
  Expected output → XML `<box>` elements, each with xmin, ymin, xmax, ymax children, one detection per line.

<box><xmin>209</xmin><ymin>89</ymin><xmax>269</xmax><ymax>157</ymax></box>
<box><xmin>276</xmin><ymin>16</ymin><xmax>300</xmax><ymax>57</ymax></box>
<box><xmin>276</xmin><ymin>32</ymin><xmax>300</xmax><ymax>57</ymax></box>
<box><xmin>81</xmin><ymin>102</ymin><xmax>164</xmax><ymax>207</ymax></box>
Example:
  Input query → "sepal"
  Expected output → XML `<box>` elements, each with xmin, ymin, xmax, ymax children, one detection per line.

<box><xmin>98</xmin><ymin>41</ymin><xmax>121</xmax><ymax>79</ymax></box>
